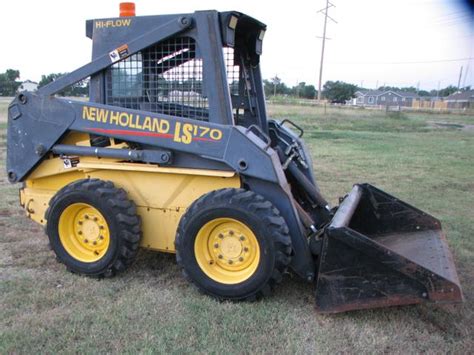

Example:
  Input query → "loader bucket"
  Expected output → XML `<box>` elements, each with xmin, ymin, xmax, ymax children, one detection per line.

<box><xmin>315</xmin><ymin>184</ymin><xmax>463</xmax><ymax>313</ymax></box>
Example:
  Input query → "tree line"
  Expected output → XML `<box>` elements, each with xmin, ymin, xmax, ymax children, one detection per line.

<box><xmin>0</xmin><ymin>68</ymin><xmax>469</xmax><ymax>102</ymax></box>
<box><xmin>263</xmin><ymin>75</ymin><xmax>470</xmax><ymax>103</ymax></box>
<box><xmin>0</xmin><ymin>69</ymin><xmax>89</xmax><ymax>96</ymax></box>
<box><xmin>38</xmin><ymin>73</ymin><xmax>89</xmax><ymax>96</ymax></box>
<box><xmin>0</xmin><ymin>70</ymin><xmax>21</xmax><ymax>96</ymax></box>
<box><xmin>263</xmin><ymin>77</ymin><xmax>361</xmax><ymax>103</ymax></box>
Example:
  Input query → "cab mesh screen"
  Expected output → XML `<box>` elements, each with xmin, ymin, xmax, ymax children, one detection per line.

<box><xmin>106</xmin><ymin>37</ymin><xmax>209</xmax><ymax>121</ymax></box>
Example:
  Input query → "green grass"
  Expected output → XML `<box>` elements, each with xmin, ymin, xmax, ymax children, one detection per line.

<box><xmin>1</xmin><ymin>103</ymin><xmax>473</xmax><ymax>353</ymax></box>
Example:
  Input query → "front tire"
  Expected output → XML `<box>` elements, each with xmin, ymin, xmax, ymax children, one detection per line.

<box><xmin>46</xmin><ymin>179</ymin><xmax>141</xmax><ymax>277</ymax></box>
<box><xmin>175</xmin><ymin>188</ymin><xmax>292</xmax><ymax>301</ymax></box>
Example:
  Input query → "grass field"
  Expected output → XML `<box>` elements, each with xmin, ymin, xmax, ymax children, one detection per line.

<box><xmin>1</xmin><ymin>101</ymin><xmax>473</xmax><ymax>353</ymax></box>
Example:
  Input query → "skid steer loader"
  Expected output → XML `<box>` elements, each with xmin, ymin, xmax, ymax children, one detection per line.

<box><xmin>6</xmin><ymin>4</ymin><xmax>462</xmax><ymax>313</ymax></box>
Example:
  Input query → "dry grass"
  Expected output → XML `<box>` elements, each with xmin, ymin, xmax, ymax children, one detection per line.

<box><xmin>0</xmin><ymin>97</ymin><xmax>12</xmax><ymax>123</ymax></box>
<box><xmin>1</xmin><ymin>102</ymin><xmax>473</xmax><ymax>353</ymax></box>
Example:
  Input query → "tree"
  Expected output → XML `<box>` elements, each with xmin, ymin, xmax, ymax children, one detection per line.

<box><xmin>378</xmin><ymin>85</ymin><xmax>400</xmax><ymax>92</ymax></box>
<box><xmin>302</xmin><ymin>84</ymin><xmax>316</xmax><ymax>99</ymax></box>
<box><xmin>400</xmin><ymin>86</ymin><xmax>418</xmax><ymax>93</ymax></box>
<box><xmin>263</xmin><ymin>77</ymin><xmax>290</xmax><ymax>96</ymax></box>
<box><xmin>271</xmin><ymin>75</ymin><xmax>281</xmax><ymax>96</ymax></box>
<box><xmin>292</xmin><ymin>82</ymin><xmax>305</xmax><ymax>97</ymax></box>
<box><xmin>291</xmin><ymin>82</ymin><xmax>317</xmax><ymax>99</ymax></box>
<box><xmin>417</xmin><ymin>90</ymin><xmax>431</xmax><ymax>97</ymax></box>
<box><xmin>263</xmin><ymin>79</ymin><xmax>273</xmax><ymax>97</ymax></box>
<box><xmin>39</xmin><ymin>73</ymin><xmax>63</xmax><ymax>88</ymax></box>
<box><xmin>0</xmin><ymin>69</ymin><xmax>21</xmax><ymax>96</ymax></box>
<box><xmin>438</xmin><ymin>85</ymin><xmax>458</xmax><ymax>97</ymax></box>
<box><xmin>323</xmin><ymin>80</ymin><xmax>357</xmax><ymax>103</ymax></box>
<box><xmin>39</xmin><ymin>73</ymin><xmax>89</xmax><ymax>96</ymax></box>
<box><xmin>378</xmin><ymin>86</ymin><xmax>420</xmax><ymax>94</ymax></box>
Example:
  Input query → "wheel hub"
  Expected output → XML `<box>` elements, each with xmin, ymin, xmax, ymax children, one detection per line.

<box><xmin>219</xmin><ymin>234</ymin><xmax>242</xmax><ymax>259</ymax></box>
<box><xmin>81</xmin><ymin>220</ymin><xmax>100</xmax><ymax>239</ymax></box>
<box><xmin>59</xmin><ymin>203</ymin><xmax>110</xmax><ymax>262</ymax></box>
<box><xmin>194</xmin><ymin>218</ymin><xmax>260</xmax><ymax>284</ymax></box>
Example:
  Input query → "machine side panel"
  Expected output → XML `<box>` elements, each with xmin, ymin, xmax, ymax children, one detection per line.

<box><xmin>20</xmin><ymin>157</ymin><xmax>241</xmax><ymax>252</ymax></box>
<box><xmin>67</xmin><ymin>99</ymin><xmax>280</xmax><ymax>183</ymax></box>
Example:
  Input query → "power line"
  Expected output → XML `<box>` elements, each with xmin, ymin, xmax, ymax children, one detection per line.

<box><xmin>431</xmin><ymin>9</ymin><xmax>469</xmax><ymax>21</ymax></box>
<box><xmin>431</xmin><ymin>14</ymin><xmax>472</xmax><ymax>26</ymax></box>
<box><xmin>333</xmin><ymin>57</ymin><xmax>474</xmax><ymax>65</ymax></box>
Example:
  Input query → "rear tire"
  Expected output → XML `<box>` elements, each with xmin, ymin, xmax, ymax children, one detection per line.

<box><xmin>175</xmin><ymin>188</ymin><xmax>292</xmax><ymax>301</ymax></box>
<box><xmin>46</xmin><ymin>179</ymin><xmax>141</xmax><ymax>277</ymax></box>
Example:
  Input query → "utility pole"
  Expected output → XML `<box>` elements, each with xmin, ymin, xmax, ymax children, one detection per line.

<box><xmin>462</xmin><ymin>63</ymin><xmax>469</xmax><ymax>89</ymax></box>
<box><xmin>316</xmin><ymin>0</ymin><xmax>337</xmax><ymax>102</ymax></box>
<box><xmin>457</xmin><ymin>66</ymin><xmax>463</xmax><ymax>90</ymax></box>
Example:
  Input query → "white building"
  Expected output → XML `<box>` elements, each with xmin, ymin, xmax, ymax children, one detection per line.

<box><xmin>18</xmin><ymin>80</ymin><xmax>38</xmax><ymax>92</ymax></box>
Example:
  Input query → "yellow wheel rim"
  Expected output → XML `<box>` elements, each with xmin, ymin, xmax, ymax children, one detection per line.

<box><xmin>194</xmin><ymin>218</ymin><xmax>260</xmax><ymax>284</ymax></box>
<box><xmin>58</xmin><ymin>203</ymin><xmax>110</xmax><ymax>263</ymax></box>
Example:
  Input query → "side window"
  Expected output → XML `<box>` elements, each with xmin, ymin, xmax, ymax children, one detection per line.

<box><xmin>106</xmin><ymin>37</ymin><xmax>208</xmax><ymax>121</ymax></box>
<box><xmin>393</xmin><ymin>97</ymin><xmax>398</xmax><ymax>102</ymax></box>
<box><xmin>368</xmin><ymin>96</ymin><xmax>375</xmax><ymax>104</ymax></box>
<box><xmin>381</xmin><ymin>96</ymin><xmax>386</xmax><ymax>102</ymax></box>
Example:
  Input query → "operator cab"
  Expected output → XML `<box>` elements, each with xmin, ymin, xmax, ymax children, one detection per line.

<box><xmin>87</xmin><ymin>11</ymin><xmax>268</xmax><ymax>131</ymax></box>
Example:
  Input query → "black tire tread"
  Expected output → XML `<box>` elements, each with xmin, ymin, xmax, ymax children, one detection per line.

<box><xmin>175</xmin><ymin>188</ymin><xmax>292</xmax><ymax>301</ymax></box>
<box><xmin>46</xmin><ymin>178</ymin><xmax>141</xmax><ymax>278</ymax></box>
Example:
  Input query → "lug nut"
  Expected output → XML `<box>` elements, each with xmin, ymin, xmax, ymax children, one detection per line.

<box><xmin>78</xmin><ymin>221</ymin><xmax>83</xmax><ymax>225</ymax></box>
<box><xmin>84</xmin><ymin>239</ymin><xmax>88</xmax><ymax>243</ymax></box>
<box><xmin>78</xmin><ymin>231</ymin><xmax>83</xmax><ymax>235</ymax></box>
<box><xmin>213</xmin><ymin>243</ymin><xmax>219</xmax><ymax>248</ymax></box>
<box><xmin>84</xmin><ymin>215</ymin><xmax>89</xmax><ymax>219</ymax></box>
<box><xmin>93</xmin><ymin>241</ymin><xmax>97</xmax><ymax>245</ymax></box>
<box><xmin>228</xmin><ymin>260</ymin><xmax>233</xmax><ymax>265</ymax></box>
<box><xmin>218</xmin><ymin>254</ymin><xmax>223</xmax><ymax>259</ymax></box>
<box><xmin>244</xmin><ymin>247</ymin><xmax>249</xmax><ymax>252</ymax></box>
<box><xmin>229</xmin><ymin>230</ymin><xmax>234</xmax><ymax>235</ymax></box>
<box><xmin>239</xmin><ymin>257</ymin><xmax>244</xmax><ymax>262</ymax></box>
<box><xmin>93</xmin><ymin>217</ymin><xmax>98</xmax><ymax>222</ymax></box>
<box><xmin>239</xmin><ymin>236</ymin><xmax>245</xmax><ymax>241</ymax></box>
<box><xmin>218</xmin><ymin>233</ymin><xmax>224</xmax><ymax>239</ymax></box>
<box><xmin>100</xmin><ymin>226</ymin><xmax>105</xmax><ymax>230</ymax></box>
<box><xmin>99</xmin><ymin>235</ymin><xmax>104</xmax><ymax>240</ymax></box>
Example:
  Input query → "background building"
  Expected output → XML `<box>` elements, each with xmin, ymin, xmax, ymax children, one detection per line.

<box><xmin>17</xmin><ymin>80</ymin><xmax>38</xmax><ymax>92</ymax></box>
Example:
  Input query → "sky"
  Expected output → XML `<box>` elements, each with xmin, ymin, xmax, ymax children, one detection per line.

<box><xmin>0</xmin><ymin>0</ymin><xmax>473</xmax><ymax>91</ymax></box>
